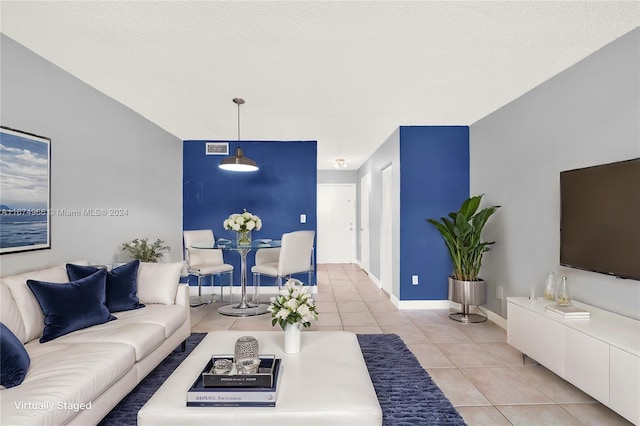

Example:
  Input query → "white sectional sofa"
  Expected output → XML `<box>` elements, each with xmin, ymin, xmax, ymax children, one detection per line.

<box><xmin>0</xmin><ymin>260</ymin><xmax>191</xmax><ymax>426</ymax></box>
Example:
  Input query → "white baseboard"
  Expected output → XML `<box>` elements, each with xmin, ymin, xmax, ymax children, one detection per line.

<box><xmin>368</xmin><ymin>274</ymin><xmax>382</xmax><ymax>289</ymax></box>
<box><xmin>188</xmin><ymin>286</ymin><xmax>222</xmax><ymax>297</ymax></box>
<box><xmin>448</xmin><ymin>301</ymin><xmax>507</xmax><ymax>330</ymax></box>
<box><xmin>354</xmin><ymin>261</ymin><xmax>380</xmax><ymax>289</ymax></box>
<box><xmin>392</xmin><ymin>297</ymin><xmax>450</xmax><ymax>309</ymax></box>
<box><xmin>388</xmin><ymin>296</ymin><xmax>507</xmax><ymax>330</ymax></box>
<box><xmin>228</xmin><ymin>286</ymin><xmax>318</xmax><ymax>296</ymax></box>
<box><xmin>485</xmin><ymin>309</ymin><xmax>507</xmax><ymax>330</ymax></box>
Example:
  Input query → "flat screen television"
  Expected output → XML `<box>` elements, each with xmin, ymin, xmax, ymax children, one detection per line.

<box><xmin>560</xmin><ymin>158</ymin><xmax>640</xmax><ymax>281</ymax></box>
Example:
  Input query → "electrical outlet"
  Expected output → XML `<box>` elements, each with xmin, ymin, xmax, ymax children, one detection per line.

<box><xmin>412</xmin><ymin>275</ymin><xmax>419</xmax><ymax>285</ymax></box>
<box><xmin>496</xmin><ymin>286</ymin><xmax>504</xmax><ymax>300</ymax></box>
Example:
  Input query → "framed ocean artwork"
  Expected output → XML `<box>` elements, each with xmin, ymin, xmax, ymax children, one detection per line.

<box><xmin>0</xmin><ymin>126</ymin><xmax>51</xmax><ymax>254</ymax></box>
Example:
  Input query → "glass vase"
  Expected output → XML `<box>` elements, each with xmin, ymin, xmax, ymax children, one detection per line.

<box><xmin>557</xmin><ymin>276</ymin><xmax>571</xmax><ymax>306</ymax></box>
<box><xmin>236</xmin><ymin>229</ymin><xmax>252</xmax><ymax>246</ymax></box>
<box><xmin>543</xmin><ymin>271</ymin><xmax>556</xmax><ymax>302</ymax></box>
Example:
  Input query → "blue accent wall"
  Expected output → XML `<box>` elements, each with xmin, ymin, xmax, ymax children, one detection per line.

<box><xmin>183</xmin><ymin>140</ymin><xmax>317</xmax><ymax>286</ymax></box>
<box><xmin>399</xmin><ymin>126</ymin><xmax>469</xmax><ymax>300</ymax></box>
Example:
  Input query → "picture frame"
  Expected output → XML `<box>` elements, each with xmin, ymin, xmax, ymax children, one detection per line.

<box><xmin>0</xmin><ymin>126</ymin><xmax>51</xmax><ymax>254</ymax></box>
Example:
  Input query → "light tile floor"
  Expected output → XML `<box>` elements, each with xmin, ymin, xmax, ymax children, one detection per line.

<box><xmin>190</xmin><ymin>263</ymin><xmax>632</xmax><ymax>426</ymax></box>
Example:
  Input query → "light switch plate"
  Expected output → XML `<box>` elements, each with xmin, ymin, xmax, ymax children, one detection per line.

<box><xmin>300</xmin><ymin>214</ymin><xmax>306</xmax><ymax>223</ymax></box>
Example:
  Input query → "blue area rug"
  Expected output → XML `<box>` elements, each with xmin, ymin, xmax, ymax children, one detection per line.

<box><xmin>357</xmin><ymin>334</ymin><xmax>466</xmax><ymax>425</ymax></box>
<box><xmin>100</xmin><ymin>333</ymin><xmax>466</xmax><ymax>426</ymax></box>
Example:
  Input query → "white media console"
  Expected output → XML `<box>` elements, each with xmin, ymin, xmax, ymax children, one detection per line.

<box><xmin>507</xmin><ymin>297</ymin><xmax>640</xmax><ymax>425</ymax></box>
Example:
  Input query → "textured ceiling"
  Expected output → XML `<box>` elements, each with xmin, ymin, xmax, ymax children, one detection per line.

<box><xmin>1</xmin><ymin>1</ymin><xmax>638</xmax><ymax>169</ymax></box>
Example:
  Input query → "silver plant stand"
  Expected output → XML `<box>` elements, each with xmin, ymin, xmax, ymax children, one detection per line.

<box><xmin>448</xmin><ymin>277</ymin><xmax>487</xmax><ymax>323</ymax></box>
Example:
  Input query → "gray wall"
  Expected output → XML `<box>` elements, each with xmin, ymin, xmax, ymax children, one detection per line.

<box><xmin>0</xmin><ymin>35</ymin><xmax>183</xmax><ymax>276</ymax></box>
<box><xmin>470</xmin><ymin>28</ymin><xmax>640</xmax><ymax>320</ymax></box>
<box><xmin>317</xmin><ymin>170</ymin><xmax>358</xmax><ymax>184</ymax></box>
<box><xmin>358</xmin><ymin>128</ymin><xmax>401</xmax><ymax>297</ymax></box>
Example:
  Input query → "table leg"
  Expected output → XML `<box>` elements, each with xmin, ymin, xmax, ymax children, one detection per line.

<box><xmin>218</xmin><ymin>248</ymin><xmax>269</xmax><ymax>317</ymax></box>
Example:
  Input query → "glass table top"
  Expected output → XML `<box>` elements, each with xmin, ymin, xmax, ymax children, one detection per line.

<box><xmin>191</xmin><ymin>239</ymin><xmax>281</xmax><ymax>251</ymax></box>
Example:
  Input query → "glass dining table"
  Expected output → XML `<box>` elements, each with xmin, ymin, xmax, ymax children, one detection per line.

<box><xmin>190</xmin><ymin>238</ymin><xmax>281</xmax><ymax>317</ymax></box>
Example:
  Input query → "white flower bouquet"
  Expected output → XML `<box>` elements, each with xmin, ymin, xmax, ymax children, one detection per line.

<box><xmin>223</xmin><ymin>209</ymin><xmax>262</xmax><ymax>233</ymax></box>
<box><xmin>269</xmin><ymin>279</ymin><xmax>319</xmax><ymax>330</ymax></box>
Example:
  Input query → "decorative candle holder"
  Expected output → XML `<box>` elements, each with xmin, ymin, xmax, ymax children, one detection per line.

<box><xmin>212</xmin><ymin>359</ymin><xmax>233</xmax><ymax>374</ymax></box>
<box><xmin>234</xmin><ymin>336</ymin><xmax>260</xmax><ymax>374</ymax></box>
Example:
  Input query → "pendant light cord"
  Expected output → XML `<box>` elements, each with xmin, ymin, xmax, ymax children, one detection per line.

<box><xmin>233</xmin><ymin>97</ymin><xmax>245</xmax><ymax>141</ymax></box>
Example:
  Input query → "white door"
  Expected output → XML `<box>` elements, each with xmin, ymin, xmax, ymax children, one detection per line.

<box><xmin>317</xmin><ymin>184</ymin><xmax>356</xmax><ymax>263</ymax></box>
<box><xmin>359</xmin><ymin>175</ymin><xmax>370</xmax><ymax>273</ymax></box>
<box><xmin>380</xmin><ymin>165</ymin><xmax>393</xmax><ymax>295</ymax></box>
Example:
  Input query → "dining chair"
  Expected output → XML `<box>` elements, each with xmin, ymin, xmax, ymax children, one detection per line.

<box><xmin>183</xmin><ymin>229</ymin><xmax>234</xmax><ymax>307</ymax></box>
<box><xmin>251</xmin><ymin>230</ymin><xmax>315</xmax><ymax>296</ymax></box>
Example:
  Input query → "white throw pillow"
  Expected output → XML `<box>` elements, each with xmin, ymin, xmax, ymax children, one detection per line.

<box><xmin>136</xmin><ymin>262</ymin><xmax>183</xmax><ymax>305</ymax></box>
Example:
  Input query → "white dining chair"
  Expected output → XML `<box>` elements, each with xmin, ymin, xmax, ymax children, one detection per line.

<box><xmin>183</xmin><ymin>229</ymin><xmax>234</xmax><ymax>307</ymax></box>
<box><xmin>251</xmin><ymin>230</ymin><xmax>315</xmax><ymax>296</ymax></box>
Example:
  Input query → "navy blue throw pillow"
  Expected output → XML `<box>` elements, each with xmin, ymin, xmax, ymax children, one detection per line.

<box><xmin>27</xmin><ymin>269</ymin><xmax>116</xmax><ymax>343</ymax></box>
<box><xmin>66</xmin><ymin>260</ymin><xmax>144</xmax><ymax>312</ymax></box>
<box><xmin>0</xmin><ymin>322</ymin><xmax>30</xmax><ymax>388</ymax></box>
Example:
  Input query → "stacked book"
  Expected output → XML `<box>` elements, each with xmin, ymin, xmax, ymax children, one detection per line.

<box><xmin>545</xmin><ymin>304</ymin><xmax>590</xmax><ymax>320</ymax></box>
<box><xmin>187</xmin><ymin>356</ymin><xmax>281</xmax><ymax>407</ymax></box>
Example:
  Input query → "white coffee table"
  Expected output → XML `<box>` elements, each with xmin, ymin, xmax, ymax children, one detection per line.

<box><xmin>138</xmin><ymin>331</ymin><xmax>382</xmax><ymax>426</ymax></box>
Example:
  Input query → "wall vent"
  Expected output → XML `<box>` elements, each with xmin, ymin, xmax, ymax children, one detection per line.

<box><xmin>205</xmin><ymin>142</ymin><xmax>229</xmax><ymax>155</ymax></box>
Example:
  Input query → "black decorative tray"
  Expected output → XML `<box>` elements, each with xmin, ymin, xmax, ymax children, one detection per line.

<box><xmin>202</xmin><ymin>355</ymin><xmax>279</xmax><ymax>388</ymax></box>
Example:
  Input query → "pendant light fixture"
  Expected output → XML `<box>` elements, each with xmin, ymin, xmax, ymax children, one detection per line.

<box><xmin>219</xmin><ymin>98</ymin><xmax>259</xmax><ymax>172</ymax></box>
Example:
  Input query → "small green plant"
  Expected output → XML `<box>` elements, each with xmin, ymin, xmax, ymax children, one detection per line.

<box><xmin>121</xmin><ymin>238</ymin><xmax>170</xmax><ymax>263</ymax></box>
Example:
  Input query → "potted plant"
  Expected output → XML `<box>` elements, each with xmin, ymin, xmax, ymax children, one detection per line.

<box><xmin>121</xmin><ymin>238</ymin><xmax>170</xmax><ymax>263</ymax></box>
<box><xmin>426</xmin><ymin>194</ymin><xmax>500</xmax><ymax>323</ymax></box>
